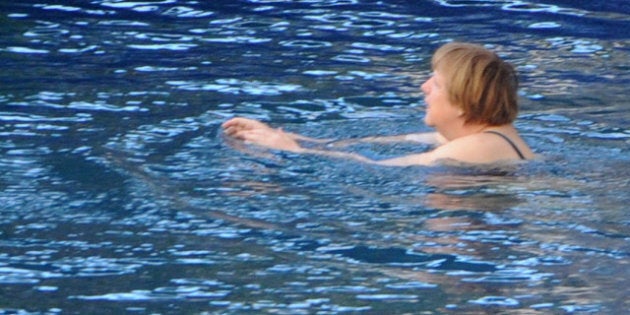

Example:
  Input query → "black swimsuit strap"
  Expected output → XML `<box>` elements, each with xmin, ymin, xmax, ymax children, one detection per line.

<box><xmin>484</xmin><ymin>130</ymin><xmax>526</xmax><ymax>160</ymax></box>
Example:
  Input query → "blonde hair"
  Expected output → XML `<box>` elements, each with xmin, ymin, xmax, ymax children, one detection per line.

<box><xmin>431</xmin><ymin>42</ymin><xmax>519</xmax><ymax>125</ymax></box>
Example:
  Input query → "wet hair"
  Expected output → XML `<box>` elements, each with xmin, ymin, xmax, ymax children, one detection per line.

<box><xmin>431</xmin><ymin>42</ymin><xmax>519</xmax><ymax>125</ymax></box>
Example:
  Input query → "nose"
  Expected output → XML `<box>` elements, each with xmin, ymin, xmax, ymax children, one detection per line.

<box><xmin>421</xmin><ymin>78</ymin><xmax>430</xmax><ymax>94</ymax></box>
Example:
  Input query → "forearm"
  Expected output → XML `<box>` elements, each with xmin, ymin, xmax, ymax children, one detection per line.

<box><xmin>285</xmin><ymin>132</ymin><xmax>332</xmax><ymax>144</ymax></box>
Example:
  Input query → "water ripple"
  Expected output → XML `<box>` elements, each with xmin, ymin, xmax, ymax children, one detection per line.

<box><xmin>161</xmin><ymin>6</ymin><xmax>214</xmax><ymax>18</ymax></box>
<box><xmin>435</xmin><ymin>0</ymin><xmax>587</xmax><ymax>17</ymax></box>
<box><xmin>279</xmin><ymin>39</ymin><xmax>332</xmax><ymax>49</ymax></box>
<box><xmin>1</xmin><ymin>0</ymin><xmax>628</xmax><ymax>314</ymax></box>
<box><xmin>166</xmin><ymin>79</ymin><xmax>304</xmax><ymax>95</ymax></box>
<box><xmin>331</xmin><ymin>54</ymin><xmax>371</xmax><ymax>63</ymax></box>
<box><xmin>469</xmin><ymin>295</ymin><xmax>520</xmax><ymax>306</ymax></box>
<box><xmin>0</xmin><ymin>267</ymin><xmax>62</xmax><ymax>284</ymax></box>
<box><xmin>74</xmin><ymin>289</ymin><xmax>229</xmax><ymax>301</ymax></box>
<box><xmin>463</xmin><ymin>267</ymin><xmax>553</xmax><ymax>283</ymax></box>
<box><xmin>4</xmin><ymin>47</ymin><xmax>50</xmax><ymax>54</ymax></box>
<box><xmin>100</xmin><ymin>0</ymin><xmax>177</xmax><ymax>9</ymax></box>
<box><xmin>0</xmin><ymin>112</ymin><xmax>92</xmax><ymax>123</ymax></box>
<box><xmin>127</xmin><ymin>43</ymin><xmax>197</xmax><ymax>50</ymax></box>
<box><xmin>37</xmin><ymin>4</ymin><xmax>83</xmax><ymax>12</ymax></box>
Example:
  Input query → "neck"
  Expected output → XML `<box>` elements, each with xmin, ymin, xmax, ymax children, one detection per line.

<box><xmin>437</xmin><ymin>121</ymin><xmax>490</xmax><ymax>141</ymax></box>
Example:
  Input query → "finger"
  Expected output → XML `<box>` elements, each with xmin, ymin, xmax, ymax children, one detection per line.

<box><xmin>239</xmin><ymin>129</ymin><xmax>276</xmax><ymax>146</ymax></box>
<box><xmin>221</xmin><ymin>117</ymin><xmax>240</xmax><ymax>128</ymax></box>
<box><xmin>223</xmin><ymin>123</ymin><xmax>247</xmax><ymax>135</ymax></box>
<box><xmin>224</xmin><ymin>123</ymin><xmax>254</xmax><ymax>137</ymax></box>
<box><xmin>224</xmin><ymin>126</ymin><xmax>251</xmax><ymax>139</ymax></box>
<box><xmin>223</xmin><ymin>126</ymin><xmax>239</xmax><ymax>137</ymax></box>
<box><xmin>222</xmin><ymin>118</ymin><xmax>246</xmax><ymax>130</ymax></box>
<box><xmin>231</xmin><ymin>129</ymin><xmax>261</xmax><ymax>141</ymax></box>
<box><xmin>223</xmin><ymin>117</ymin><xmax>255</xmax><ymax>128</ymax></box>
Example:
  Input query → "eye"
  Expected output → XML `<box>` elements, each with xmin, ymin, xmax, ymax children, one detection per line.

<box><xmin>432</xmin><ymin>77</ymin><xmax>440</xmax><ymax>88</ymax></box>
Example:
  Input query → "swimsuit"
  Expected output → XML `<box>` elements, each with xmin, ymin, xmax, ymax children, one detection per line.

<box><xmin>484</xmin><ymin>130</ymin><xmax>526</xmax><ymax>160</ymax></box>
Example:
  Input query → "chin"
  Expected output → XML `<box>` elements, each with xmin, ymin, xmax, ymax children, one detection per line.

<box><xmin>423</xmin><ymin>117</ymin><xmax>433</xmax><ymax>127</ymax></box>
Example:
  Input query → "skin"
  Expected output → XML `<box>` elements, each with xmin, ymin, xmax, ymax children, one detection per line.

<box><xmin>222</xmin><ymin>70</ymin><xmax>534</xmax><ymax>166</ymax></box>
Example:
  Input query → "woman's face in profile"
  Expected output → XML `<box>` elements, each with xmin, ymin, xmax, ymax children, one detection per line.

<box><xmin>421</xmin><ymin>71</ymin><xmax>460</xmax><ymax>128</ymax></box>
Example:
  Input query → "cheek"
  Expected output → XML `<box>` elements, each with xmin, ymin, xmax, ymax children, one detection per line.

<box><xmin>425</xmin><ymin>91</ymin><xmax>442</xmax><ymax>106</ymax></box>
<box><xmin>421</xmin><ymin>80</ymin><xmax>430</xmax><ymax>94</ymax></box>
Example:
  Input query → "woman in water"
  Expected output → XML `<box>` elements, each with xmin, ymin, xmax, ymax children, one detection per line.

<box><xmin>222</xmin><ymin>42</ymin><xmax>535</xmax><ymax>165</ymax></box>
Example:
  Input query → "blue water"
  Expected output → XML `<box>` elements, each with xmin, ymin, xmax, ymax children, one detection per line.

<box><xmin>1</xmin><ymin>0</ymin><xmax>629</xmax><ymax>314</ymax></box>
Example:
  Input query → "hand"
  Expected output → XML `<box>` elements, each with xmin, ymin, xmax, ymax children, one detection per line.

<box><xmin>222</xmin><ymin>117</ymin><xmax>272</xmax><ymax>135</ymax></box>
<box><xmin>222</xmin><ymin>117</ymin><xmax>302</xmax><ymax>152</ymax></box>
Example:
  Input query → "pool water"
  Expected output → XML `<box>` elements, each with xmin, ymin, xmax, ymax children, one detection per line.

<box><xmin>1</xmin><ymin>0</ymin><xmax>629</xmax><ymax>314</ymax></box>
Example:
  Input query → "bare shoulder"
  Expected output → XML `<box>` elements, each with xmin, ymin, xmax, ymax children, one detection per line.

<box><xmin>431</xmin><ymin>129</ymin><xmax>534</xmax><ymax>163</ymax></box>
<box><xmin>482</xmin><ymin>127</ymin><xmax>535</xmax><ymax>160</ymax></box>
<box><xmin>430</xmin><ymin>135</ymin><xmax>489</xmax><ymax>163</ymax></box>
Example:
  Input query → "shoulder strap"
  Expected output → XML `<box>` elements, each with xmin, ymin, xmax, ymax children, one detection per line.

<box><xmin>484</xmin><ymin>130</ymin><xmax>526</xmax><ymax>160</ymax></box>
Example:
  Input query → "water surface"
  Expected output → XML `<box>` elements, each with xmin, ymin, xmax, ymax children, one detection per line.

<box><xmin>1</xmin><ymin>0</ymin><xmax>629</xmax><ymax>314</ymax></box>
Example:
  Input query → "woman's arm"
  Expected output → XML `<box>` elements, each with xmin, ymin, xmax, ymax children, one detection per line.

<box><xmin>326</xmin><ymin>132</ymin><xmax>443</xmax><ymax>148</ymax></box>
<box><xmin>222</xmin><ymin>117</ymin><xmax>439</xmax><ymax>166</ymax></box>
<box><xmin>285</xmin><ymin>132</ymin><xmax>332</xmax><ymax>143</ymax></box>
<box><xmin>222</xmin><ymin>117</ymin><xmax>332</xmax><ymax>146</ymax></box>
<box><xmin>222</xmin><ymin>117</ymin><xmax>301</xmax><ymax>151</ymax></box>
